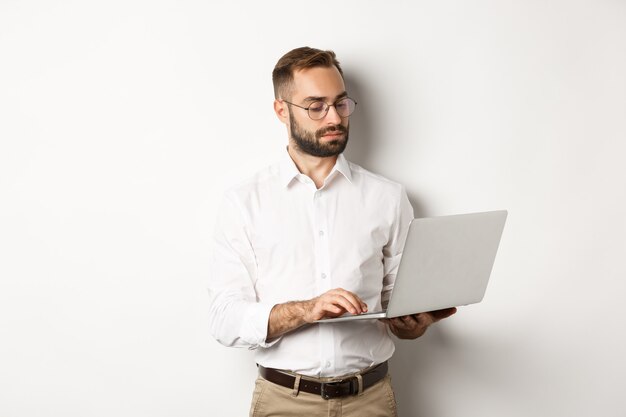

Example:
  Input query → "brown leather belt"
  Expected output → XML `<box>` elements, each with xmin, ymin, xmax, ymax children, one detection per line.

<box><xmin>258</xmin><ymin>361</ymin><xmax>388</xmax><ymax>400</ymax></box>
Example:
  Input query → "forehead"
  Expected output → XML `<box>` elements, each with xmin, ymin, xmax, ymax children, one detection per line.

<box><xmin>291</xmin><ymin>66</ymin><xmax>346</xmax><ymax>101</ymax></box>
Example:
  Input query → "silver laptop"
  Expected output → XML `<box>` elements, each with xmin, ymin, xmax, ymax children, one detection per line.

<box><xmin>317</xmin><ymin>210</ymin><xmax>508</xmax><ymax>323</ymax></box>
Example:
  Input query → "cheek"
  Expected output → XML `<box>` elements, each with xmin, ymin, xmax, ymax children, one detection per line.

<box><xmin>295</xmin><ymin>118</ymin><xmax>318</xmax><ymax>134</ymax></box>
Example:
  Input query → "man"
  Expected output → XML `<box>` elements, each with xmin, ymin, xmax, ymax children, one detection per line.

<box><xmin>208</xmin><ymin>47</ymin><xmax>456</xmax><ymax>417</ymax></box>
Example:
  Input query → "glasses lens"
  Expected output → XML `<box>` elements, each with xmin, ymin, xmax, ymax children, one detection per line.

<box><xmin>307</xmin><ymin>101</ymin><xmax>328</xmax><ymax>120</ymax></box>
<box><xmin>335</xmin><ymin>98</ymin><xmax>356</xmax><ymax>117</ymax></box>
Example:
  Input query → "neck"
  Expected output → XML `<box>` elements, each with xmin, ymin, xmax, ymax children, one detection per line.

<box><xmin>287</xmin><ymin>143</ymin><xmax>338</xmax><ymax>189</ymax></box>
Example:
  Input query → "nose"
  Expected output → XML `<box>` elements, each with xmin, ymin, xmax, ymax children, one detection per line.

<box><xmin>323</xmin><ymin>104</ymin><xmax>343</xmax><ymax>124</ymax></box>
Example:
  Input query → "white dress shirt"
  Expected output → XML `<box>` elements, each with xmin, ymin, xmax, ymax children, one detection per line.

<box><xmin>208</xmin><ymin>150</ymin><xmax>414</xmax><ymax>377</ymax></box>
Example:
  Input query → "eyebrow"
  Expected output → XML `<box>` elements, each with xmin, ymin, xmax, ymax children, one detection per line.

<box><xmin>302</xmin><ymin>91</ymin><xmax>348</xmax><ymax>103</ymax></box>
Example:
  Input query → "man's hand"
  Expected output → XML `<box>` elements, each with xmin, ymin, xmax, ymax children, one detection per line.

<box><xmin>382</xmin><ymin>307</ymin><xmax>457</xmax><ymax>340</ymax></box>
<box><xmin>267</xmin><ymin>288</ymin><xmax>367</xmax><ymax>340</ymax></box>
<box><xmin>302</xmin><ymin>288</ymin><xmax>368</xmax><ymax>323</ymax></box>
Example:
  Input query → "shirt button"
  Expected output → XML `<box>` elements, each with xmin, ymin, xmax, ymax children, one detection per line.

<box><xmin>321</xmin><ymin>273</ymin><xmax>327</xmax><ymax>279</ymax></box>
<box><xmin>319</xmin><ymin>230</ymin><xmax>324</xmax><ymax>237</ymax></box>
<box><xmin>325</xmin><ymin>361</ymin><xmax>331</xmax><ymax>368</ymax></box>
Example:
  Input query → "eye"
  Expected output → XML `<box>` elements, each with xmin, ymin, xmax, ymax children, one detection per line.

<box><xmin>335</xmin><ymin>100</ymin><xmax>348</xmax><ymax>111</ymax></box>
<box><xmin>308</xmin><ymin>101</ymin><xmax>326</xmax><ymax>113</ymax></box>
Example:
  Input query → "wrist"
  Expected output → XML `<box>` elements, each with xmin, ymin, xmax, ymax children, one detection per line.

<box><xmin>299</xmin><ymin>298</ymin><xmax>316</xmax><ymax>324</ymax></box>
<box><xmin>268</xmin><ymin>300</ymin><xmax>311</xmax><ymax>339</ymax></box>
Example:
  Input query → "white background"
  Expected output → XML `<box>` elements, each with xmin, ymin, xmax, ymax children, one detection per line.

<box><xmin>1</xmin><ymin>1</ymin><xmax>625</xmax><ymax>416</ymax></box>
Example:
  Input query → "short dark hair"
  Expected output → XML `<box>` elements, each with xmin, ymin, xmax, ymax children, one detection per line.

<box><xmin>272</xmin><ymin>47</ymin><xmax>344</xmax><ymax>100</ymax></box>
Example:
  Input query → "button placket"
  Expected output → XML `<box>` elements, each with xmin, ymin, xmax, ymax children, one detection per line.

<box><xmin>313</xmin><ymin>190</ymin><xmax>330</xmax><ymax>289</ymax></box>
<box><xmin>314</xmin><ymin>188</ymin><xmax>335</xmax><ymax>376</ymax></box>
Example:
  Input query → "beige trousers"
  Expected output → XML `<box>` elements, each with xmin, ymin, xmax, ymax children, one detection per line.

<box><xmin>249</xmin><ymin>374</ymin><xmax>398</xmax><ymax>417</ymax></box>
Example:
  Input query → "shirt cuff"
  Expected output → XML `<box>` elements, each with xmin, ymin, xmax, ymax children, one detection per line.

<box><xmin>241</xmin><ymin>302</ymin><xmax>281</xmax><ymax>349</ymax></box>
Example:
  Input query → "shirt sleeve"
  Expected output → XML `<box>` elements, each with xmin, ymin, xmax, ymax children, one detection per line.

<box><xmin>207</xmin><ymin>192</ymin><xmax>280</xmax><ymax>349</ymax></box>
<box><xmin>381</xmin><ymin>186</ymin><xmax>414</xmax><ymax>308</ymax></box>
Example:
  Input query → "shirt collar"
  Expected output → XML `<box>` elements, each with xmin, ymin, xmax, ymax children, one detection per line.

<box><xmin>333</xmin><ymin>153</ymin><xmax>353</xmax><ymax>184</ymax></box>
<box><xmin>279</xmin><ymin>148</ymin><xmax>353</xmax><ymax>188</ymax></box>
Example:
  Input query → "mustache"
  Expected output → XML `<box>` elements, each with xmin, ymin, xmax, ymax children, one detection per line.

<box><xmin>317</xmin><ymin>125</ymin><xmax>348</xmax><ymax>136</ymax></box>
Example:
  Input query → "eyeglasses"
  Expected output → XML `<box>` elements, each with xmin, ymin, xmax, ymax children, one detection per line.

<box><xmin>282</xmin><ymin>97</ymin><xmax>357</xmax><ymax>120</ymax></box>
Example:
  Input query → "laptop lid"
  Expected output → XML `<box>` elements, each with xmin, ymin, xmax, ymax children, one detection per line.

<box><xmin>386</xmin><ymin>210</ymin><xmax>507</xmax><ymax>318</ymax></box>
<box><xmin>317</xmin><ymin>210</ymin><xmax>507</xmax><ymax>323</ymax></box>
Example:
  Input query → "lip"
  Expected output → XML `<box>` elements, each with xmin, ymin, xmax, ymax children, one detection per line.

<box><xmin>321</xmin><ymin>132</ymin><xmax>344</xmax><ymax>139</ymax></box>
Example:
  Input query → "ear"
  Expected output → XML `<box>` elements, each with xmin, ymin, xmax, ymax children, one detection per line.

<box><xmin>274</xmin><ymin>99</ymin><xmax>288</xmax><ymax>124</ymax></box>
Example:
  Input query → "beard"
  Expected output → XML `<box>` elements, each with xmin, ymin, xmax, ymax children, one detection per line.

<box><xmin>289</xmin><ymin>108</ymin><xmax>349</xmax><ymax>157</ymax></box>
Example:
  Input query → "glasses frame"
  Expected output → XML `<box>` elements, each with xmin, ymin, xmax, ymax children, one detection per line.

<box><xmin>282</xmin><ymin>97</ymin><xmax>357</xmax><ymax>120</ymax></box>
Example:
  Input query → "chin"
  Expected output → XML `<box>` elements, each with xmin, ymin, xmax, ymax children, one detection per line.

<box><xmin>325</xmin><ymin>141</ymin><xmax>347</xmax><ymax>155</ymax></box>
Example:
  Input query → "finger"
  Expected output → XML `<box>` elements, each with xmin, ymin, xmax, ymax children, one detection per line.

<box><xmin>401</xmin><ymin>315</ymin><xmax>417</xmax><ymax>324</ymax></box>
<box><xmin>335</xmin><ymin>288</ymin><xmax>368</xmax><ymax>313</ymax></box>
<box><xmin>414</xmin><ymin>313</ymin><xmax>434</xmax><ymax>327</ymax></box>
<box><xmin>328</xmin><ymin>289</ymin><xmax>367</xmax><ymax>313</ymax></box>
<box><xmin>324</xmin><ymin>303</ymin><xmax>345</xmax><ymax>314</ymax></box>
<box><xmin>312</xmin><ymin>301</ymin><xmax>345</xmax><ymax>319</ymax></box>
<box><xmin>390</xmin><ymin>318</ymin><xmax>421</xmax><ymax>334</ymax></box>
<box><xmin>321</xmin><ymin>294</ymin><xmax>361</xmax><ymax>315</ymax></box>
<box><xmin>384</xmin><ymin>318</ymin><xmax>400</xmax><ymax>327</ymax></box>
<box><xmin>391</xmin><ymin>316</ymin><xmax>415</xmax><ymax>328</ymax></box>
<box><xmin>428</xmin><ymin>307</ymin><xmax>457</xmax><ymax>321</ymax></box>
